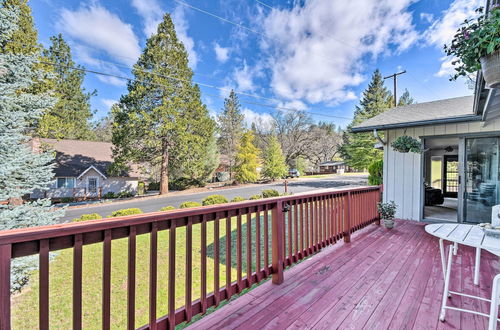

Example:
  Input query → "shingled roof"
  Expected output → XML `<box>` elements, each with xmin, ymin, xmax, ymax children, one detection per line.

<box><xmin>352</xmin><ymin>95</ymin><xmax>481</xmax><ymax>132</ymax></box>
<box><xmin>31</xmin><ymin>138</ymin><xmax>140</xmax><ymax>178</ymax></box>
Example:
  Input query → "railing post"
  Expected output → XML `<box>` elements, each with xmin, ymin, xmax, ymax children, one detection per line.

<box><xmin>271</xmin><ymin>201</ymin><xmax>284</xmax><ymax>284</ymax></box>
<box><xmin>344</xmin><ymin>191</ymin><xmax>351</xmax><ymax>243</ymax></box>
<box><xmin>0</xmin><ymin>244</ymin><xmax>11</xmax><ymax>330</ymax></box>
<box><xmin>375</xmin><ymin>187</ymin><xmax>381</xmax><ymax>225</ymax></box>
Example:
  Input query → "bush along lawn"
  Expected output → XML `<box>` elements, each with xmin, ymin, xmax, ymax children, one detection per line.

<box><xmin>11</xmin><ymin>211</ymin><xmax>301</xmax><ymax>329</ymax></box>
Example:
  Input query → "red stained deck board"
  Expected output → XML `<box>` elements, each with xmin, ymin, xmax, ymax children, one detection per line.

<box><xmin>185</xmin><ymin>220</ymin><xmax>500</xmax><ymax>330</ymax></box>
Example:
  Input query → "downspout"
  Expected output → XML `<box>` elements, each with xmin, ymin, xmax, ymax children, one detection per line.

<box><xmin>373</xmin><ymin>129</ymin><xmax>386</xmax><ymax>146</ymax></box>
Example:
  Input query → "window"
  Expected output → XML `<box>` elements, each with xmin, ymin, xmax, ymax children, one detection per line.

<box><xmin>57</xmin><ymin>177</ymin><xmax>75</xmax><ymax>188</ymax></box>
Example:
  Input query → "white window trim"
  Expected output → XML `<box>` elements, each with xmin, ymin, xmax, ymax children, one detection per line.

<box><xmin>77</xmin><ymin>165</ymin><xmax>107</xmax><ymax>180</ymax></box>
<box><xmin>56</xmin><ymin>177</ymin><xmax>76</xmax><ymax>189</ymax></box>
<box><xmin>86</xmin><ymin>176</ymin><xmax>99</xmax><ymax>193</ymax></box>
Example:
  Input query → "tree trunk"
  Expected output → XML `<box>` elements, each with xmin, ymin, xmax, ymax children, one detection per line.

<box><xmin>159</xmin><ymin>142</ymin><xmax>169</xmax><ymax>195</ymax></box>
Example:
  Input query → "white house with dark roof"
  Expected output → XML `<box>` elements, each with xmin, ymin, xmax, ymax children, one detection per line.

<box><xmin>353</xmin><ymin>77</ymin><xmax>500</xmax><ymax>224</ymax></box>
<box><xmin>30</xmin><ymin>138</ymin><xmax>141</xmax><ymax>200</ymax></box>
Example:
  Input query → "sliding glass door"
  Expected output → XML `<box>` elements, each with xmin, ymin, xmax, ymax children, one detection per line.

<box><xmin>463</xmin><ymin>137</ymin><xmax>500</xmax><ymax>223</ymax></box>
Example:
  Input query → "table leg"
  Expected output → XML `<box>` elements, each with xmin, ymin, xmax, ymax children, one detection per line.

<box><xmin>439</xmin><ymin>239</ymin><xmax>446</xmax><ymax>281</ymax></box>
<box><xmin>440</xmin><ymin>245</ymin><xmax>454</xmax><ymax>322</ymax></box>
<box><xmin>474</xmin><ymin>247</ymin><xmax>481</xmax><ymax>286</ymax></box>
<box><xmin>453</xmin><ymin>242</ymin><xmax>458</xmax><ymax>255</ymax></box>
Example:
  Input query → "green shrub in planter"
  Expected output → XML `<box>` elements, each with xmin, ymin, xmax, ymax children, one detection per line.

<box><xmin>108</xmin><ymin>208</ymin><xmax>142</xmax><ymax>217</ymax></box>
<box><xmin>377</xmin><ymin>201</ymin><xmax>397</xmax><ymax>229</ymax></box>
<box><xmin>249</xmin><ymin>194</ymin><xmax>262</xmax><ymax>200</ymax></box>
<box><xmin>368</xmin><ymin>160</ymin><xmax>383</xmax><ymax>186</ymax></box>
<box><xmin>391</xmin><ymin>135</ymin><xmax>421</xmax><ymax>153</ymax></box>
<box><xmin>231</xmin><ymin>196</ymin><xmax>246</xmax><ymax>202</ymax></box>
<box><xmin>102</xmin><ymin>191</ymin><xmax>116</xmax><ymax>199</ymax></box>
<box><xmin>202</xmin><ymin>195</ymin><xmax>228</xmax><ymax>206</ymax></box>
<box><xmin>179</xmin><ymin>201</ymin><xmax>202</xmax><ymax>209</ymax></box>
<box><xmin>160</xmin><ymin>206</ymin><xmax>176</xmax><ymax>211</ymax></box>
<box><xmin>72</xmin><ymin>213</ymin><xmax>102</xmax><ymax>222</ymax></box>
<box><xmin>137</xmin><ymin>181</ymin><xmax>145</xmax><ymax>195</ymax></box>
<box><xmin>262</xmin><ymin>189</ymin><xmax>280</xmax><ymax>198</ymax></box>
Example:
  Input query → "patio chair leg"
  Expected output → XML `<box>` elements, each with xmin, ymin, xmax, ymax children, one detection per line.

<box><xmin>440</xmin><ymin>245</ymin><xmax>454</xmax><ymax>322</ymax></box>
<box><xmin>489</xmin><ymin>274</ymin><xmax>500</xmax><ymax>330</ymax></box>
<box><xmin>453</xmin><ymin>242</ymin><xmax>458</xmax><ymax>255</ymax></box>
<box><xmin>474</xmin><ymin>247</ymin><xmax>481</xmax><ymax>286</ymax></box>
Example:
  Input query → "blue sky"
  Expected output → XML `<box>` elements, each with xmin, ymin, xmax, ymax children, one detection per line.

<box><xmin>31</xmin><ymin>0</ymin><xmax>482</xmax><ymax>128</ymax></box>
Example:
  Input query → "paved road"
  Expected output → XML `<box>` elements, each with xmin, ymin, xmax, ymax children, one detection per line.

<box><xmin>60</xmin><ymin>175</ymin><xmax>368</xmax><ymax>222</ymax></box>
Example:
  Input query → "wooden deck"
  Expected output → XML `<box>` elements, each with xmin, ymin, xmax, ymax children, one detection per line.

<box><xmin>187</xmin><ymin>220</ymin><xmax>500</xmax><ymax>330</ymax></box>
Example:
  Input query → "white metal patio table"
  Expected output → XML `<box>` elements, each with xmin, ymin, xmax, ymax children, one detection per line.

<box><xmin>425</xmin><ymin>223</ymin><xmax>500</xmax><ymax>322</ymax></box>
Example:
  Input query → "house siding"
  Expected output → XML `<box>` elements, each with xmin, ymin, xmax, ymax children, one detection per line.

<box><xmin>383</xmin><ymin>118</ymin><xmax>500</xmax><ymax>221</ymax></box>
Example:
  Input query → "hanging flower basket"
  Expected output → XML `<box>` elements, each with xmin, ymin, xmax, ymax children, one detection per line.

<box><xmin>444</xmin><ymin>6</ymin><xmax>500</xmax><ymax>88</ymax></box>
<box><xmin>391</xmin><ymin>136</ymin><xmax>421</xmax><ymax>153</ymax></box>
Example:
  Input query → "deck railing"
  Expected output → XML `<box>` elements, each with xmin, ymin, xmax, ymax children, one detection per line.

<box><xmin>0</xmin><ymin>185</ymin><xmax>381</xmax><ymax>330</ymax></box>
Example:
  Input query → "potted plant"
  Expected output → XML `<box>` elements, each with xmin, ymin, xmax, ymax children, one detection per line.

<box><xmin>391</xmin><ymin>135</ymin><xmax>421</xmax><ymax>153</ymax></box>
<box><xmin>377</xmin><ymin>201</ymin><xmax>397</xmax><ymax>229</ymax></box>
<box><xmin>445</xmin><ymin>6</ymin><xmax>500</xmax><ymax>88</ymax></box>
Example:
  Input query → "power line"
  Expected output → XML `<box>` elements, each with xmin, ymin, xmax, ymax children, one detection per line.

<box><xmin>255</xmin><ymin>0</ymin><xmax>274</xmax><ymax>10</ymax></box>
<box><xmin>40</xmin><ymin>60</ymin><xmax>352</xmax><ymax>120</ymax></box>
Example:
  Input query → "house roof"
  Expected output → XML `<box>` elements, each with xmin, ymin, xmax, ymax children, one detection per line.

<box><xmin>352</xmin><ymin>96</ymin><xmax>481</xmax><ymax>132</ymax></box>
<box><xmin>32</xmin><ymin>138</ymin><xmax>140</xmax><ymax>178</ymax></box>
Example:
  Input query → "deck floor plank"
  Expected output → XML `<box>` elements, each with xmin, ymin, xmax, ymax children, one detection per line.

<box><xmin>185</xmin><ymin>220</ymin><xmax>500</xmax><ymax>330</ymax></box>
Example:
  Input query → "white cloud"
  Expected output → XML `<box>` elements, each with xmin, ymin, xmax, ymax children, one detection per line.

<box><xmin>101</xmin><ymin>98</ymin><xmax>118</xmax><ymax>109</ymax></box>
<box><xmin>59</xmin><ymin>3</ymin><xmax>141</xmax><ymax>66</ymax></box>
<box><xmin>131</xmin><ymin>0</ymin><xmax>163</xmax><ymax>37</ymax></box>
<box><xmin>434</xmin><ymin>56</ymin><xmax>456</xmax><ymax>77</ymax></box>
<box><xmin>172</xmin><ymin>5</ymin><xmax>198</xmax><ymax>68</ymax></box>
<box><xmin>242</xmin><ymin>108</ymin><xmax>274</xmax><ymax>131</ymax></box>
<box><xmin>73</xmin><ymin>45</ymin><xmax>127</xmax><ymax>86</ymax></box>
<box><xmin>233</xmin><ymin>61</ymin><xmax>259</xmax><ymax>92</ymax></box>
<box><xmin>214</xmin><ymin>43</ymin><xmax>230</xmax><ymax>63</ymax></box>
<box><xmin>258</xmin><ymin>0</ymin><xmax>419</xmax><ymax>104</ymax></box>
<box><xmin>278</xmin><ymin>100</ymin><xmax>308</xmax><ymax>111</ymax></box>
<box><xmin>420</xmin><ymin>13</ymin><xmax>434</xmax><ymax>24</ymax></box>
<box><xmin>425</xmin><ymin>0</ymin><xmax>481</xmax><ymax>48</ymax></box>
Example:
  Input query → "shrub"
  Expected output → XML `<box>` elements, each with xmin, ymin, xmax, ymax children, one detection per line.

<box><xmin>249</xmin><ymin>194</ymin><xmax>262</xmax><ymax>200</ymax></box>
<box><xmin>108</xmin><ymin>208</ymin><xmax>142</xmax><ymax>217</ymax></box>
<box><xmin>117</xmin><ymin>191</ymin><xmax>134</xmax><ymax>198</ymax></box>
<box><xmin>368</xmin><ymin>160</ymin><xmax>383</xmax><ymax>186</ymax></box>
<box><xmin>179</xmin><ymin>201</ymin><xmax>202</xmax><ymax>209</ymax></box>
<box><xmin>377</xmin><ymin>201</ymin><xmax>397</xmax><ymax>220</ymax></box>
<box><xmin>160</xmin><ymin>206</ymin><xmax>176</xmax><ymax>211</ymax></box>
<box><xmin>262</xmin><ymin>189</ymin><xmax>280</xmax><ymax>198</ymax></box>
<box><xmin>147</xmin><ymin>182</ymin><xmax>160</xmax><ymax>191</ymax></box>
<box><xmin>169</xmin><ymin>178</ymin><xmax>205</xmax><ymax>191</ymax></box>
<box><xmin>231</xmin><ymin>196</ymin><xmax>246</xmax><ymax>203</ymax></box>
<box><xmin>60</xmin><ymin>197</ymin><xmax>74</xmax><ymax>203</ymax></box>
<box><xmin>102</xmin><ymin>191</ymin><xmax>116</xmax><ymax>199</ymax></box>
<box><xmin>202</xmin><ymin>194</ymin><xmax>228</xmax><ymax>206</ymax></box>
<box><xmin>72</xmin><ymin>213</ymin><xmax>102</xmax><ymax>222</ymax></box>
<box><xmin>137</xmin><ymin>181</ymin><xmax>145</xmax><ymax>195</ymax></box>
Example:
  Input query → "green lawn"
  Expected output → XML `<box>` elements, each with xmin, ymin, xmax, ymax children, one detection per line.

<box><xmin>11</xmin><ymin>213</ymin><xmax>279</xmax><ymax>329</ymax></box>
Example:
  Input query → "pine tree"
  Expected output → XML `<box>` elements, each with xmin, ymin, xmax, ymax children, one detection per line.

<box><xmin>93</xmin><ymin>113</ymin><xmax>114</xmax><ymax>142</ymax></box>
<box><xmin>0</xmin><ymin>7</ymin><xmax>63</xmax><ymax>291</ymax></box>
<box><xmin>112</xmin><ymin>13</ymin><xmax>215</xmax><ymax>194</ymax></box>
<box><xmin>341</xmin><ymin>69</ymin><xmax>392</xmax><ymax>170</ymax></box>
<box><xmin>398</xmin><ymin>88</ymin><xmax>415</xmax><ymax>106</ymax></box>
<box><xmin>0</xmin><ymin>0</ymin><xmax>39</xmax><ymax>54</ymax></box>
<box><xmin>235</xmin><ymin>131</ymin><xmax>260</xmax><ymax>183</ymax></box>
<box><xmin>262</xmin><ymin>135</ymin><xmax>287</xmax><ymax>180</ymax></box>
<box><xmin>37</xmin><ymin>34</ymin><xmax>95</xmax><ymax>140</ymax></box>
<box><xmin>217</xmin><ymin>90</ymin><xmax>244</xmax><ymax>179</ymax></box>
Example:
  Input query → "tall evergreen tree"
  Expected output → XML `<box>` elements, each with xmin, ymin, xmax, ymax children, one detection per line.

<box><xmin>217</xmin><ymin>90</ymin><xmax>244</xmax><ymax>179</ymax></box>
<box><xmin>0</xmin><ymin>0</ymin><xmax>39</xmax><ymax>54</ymax></box>
<box><xmin>262</xmin><ymin>135</ymin><xmax>287</xmax><ymax>180</ymax></box>
<box><xmin>112</xmin><ymin>13</ymin><xmax>215</xmax><ymax>194</ymax></box>
<box><xmin>235</xmin><ymin>131</ymin><xmax>260</xmax><ymax>183</ymax></box>
<box><xmin>398</xmin><ymin>88</ymin><xmax>415</xmax><ymax>106</ymax></box>
<box><xmin>0</xmin><ymin>7</ymin><xmax>62</xmax><ymax>291</ymax></box>
<box><xmin>341</xmin><ymin>69</ymin><xmax>392</xmax><ymax>170</ymax></box>
<box><xmin>93</xmin><ymin>113</ymin><xmax>114</xmax><ymax>142</ymax></box>
<box><xmin>37</xmin><ymin>34</ymin><xmax>95</xmax><ymax>140</ymax></box>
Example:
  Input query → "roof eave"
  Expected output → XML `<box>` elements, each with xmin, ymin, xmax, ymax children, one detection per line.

<box><xmin>351</xmin><ymin>115</ymin><xmax>482</xmax><ymax>133</ymax></box>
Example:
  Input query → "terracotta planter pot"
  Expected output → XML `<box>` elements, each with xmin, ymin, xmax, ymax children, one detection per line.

<box><xmin>383</xmin><ymin>219</ymin><xmax>395</xmax><ymax>229</ymax></box>
<box><xmin>480</xmin><ymin>49</ymin><xmax>500</xmax><ymax>89</ymax></box>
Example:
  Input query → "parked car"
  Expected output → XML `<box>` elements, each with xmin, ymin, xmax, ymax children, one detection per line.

<box><xmin>287</xmin><ymin>169</ymin><xmax>300</xmax><ymax>178</ymax></box>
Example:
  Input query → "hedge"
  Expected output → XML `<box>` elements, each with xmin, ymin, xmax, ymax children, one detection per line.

<box><xmin>202</xmin><ymin>195</ymin><xmax>228</xmax><ymax>206</ymax></box>
<box><xmin>72</xmin><ymin>213</ymin><xmax>102</xmax><ymax>222</ymax></box>
<box><xmin>230</xmin><ymin>196</ymin><xmax>246</xmax><ymax>203</ymax></box>
<box><xmin>249</xmin><ymin>194</ymin><xmax>262</xmax><ymax>200</ymax></box>
<box><xmin>108</xmin><ymin>208</ymin><xmax>143</xmax><ymax>217</ymax></box>
<box><xmin>262</xmin><ymin>189</ymin><xmax>280</xmax><ymax>198</ymax></box>
<box><xmin>179</xmin><ymin>201</ymin><xmax>202</xmax><ymax>209</ymax></box>
<box><xmin>160</xmin><ymin>206</ymin><xmax>176</xmax><ymax>211</ymax></box>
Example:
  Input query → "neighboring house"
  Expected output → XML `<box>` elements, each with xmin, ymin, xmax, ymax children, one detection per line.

<box><xmin>30</xmin><ymin>138</ymin><xmax>140</xmax><ymax>200</ymax></box>
<box><xmin>318</xmin><ymin>161</ymin><xmax>354</xmax><ymax>174</ymax></box>
<box><xmin>352</xmin><ymin>78</ymin><xmax>500</xmax><ymax>224</ymax></box>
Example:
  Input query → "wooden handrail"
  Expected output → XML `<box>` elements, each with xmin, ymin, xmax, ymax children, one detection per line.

<box><xmin>1</xmin><ymin>185</ymin><xmax>381</xmax><ymax>329</ymax></box>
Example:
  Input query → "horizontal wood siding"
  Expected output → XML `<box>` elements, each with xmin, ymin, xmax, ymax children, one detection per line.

<box><xmin>383</xmin><ymin>116</ymin><xmax>500</xmax><ymax>221</ymax></box>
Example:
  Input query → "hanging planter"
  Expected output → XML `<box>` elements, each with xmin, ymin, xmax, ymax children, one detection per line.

<box><xmin>444</xmin><ymin>6</ymin><xmax>500</xmax><ymax>88</ymax></box>
<box><xmin>391</xmin><ymin>135</ymin><xmax>421</xmax><ymax>153</ymax></box>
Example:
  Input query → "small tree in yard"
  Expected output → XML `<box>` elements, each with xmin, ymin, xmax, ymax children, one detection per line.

<box><xmin>0</xmin><ymin>7</ymin><xmax>63</xmax><ymax>291</ymax></box>
<box><xmin>262</xmin><ymin>135</ymin><xmax>287</xmax><ymax>180</ymax></box>
<box><xmin>235</xmin><ymin>131</ymin><xmax>260</xmax><ymax>183</ymax></box>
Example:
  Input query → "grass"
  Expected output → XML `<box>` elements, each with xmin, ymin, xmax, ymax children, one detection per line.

<box><xmin>11</xmin><ymin>213</ymin><xmax>281</xmax><ymax>329</ymax></box>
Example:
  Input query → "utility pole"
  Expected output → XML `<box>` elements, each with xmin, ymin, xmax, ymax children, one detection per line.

<box><xmin>384</xmin><ymin>70</ymin><xmax>406</xmax><ymax>107</ymax></box>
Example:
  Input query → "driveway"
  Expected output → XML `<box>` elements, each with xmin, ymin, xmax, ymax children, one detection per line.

<box><xmin>60</xmin><ymin>174</ymin><xmax>368</xmax><ymax>222</ymax></box>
